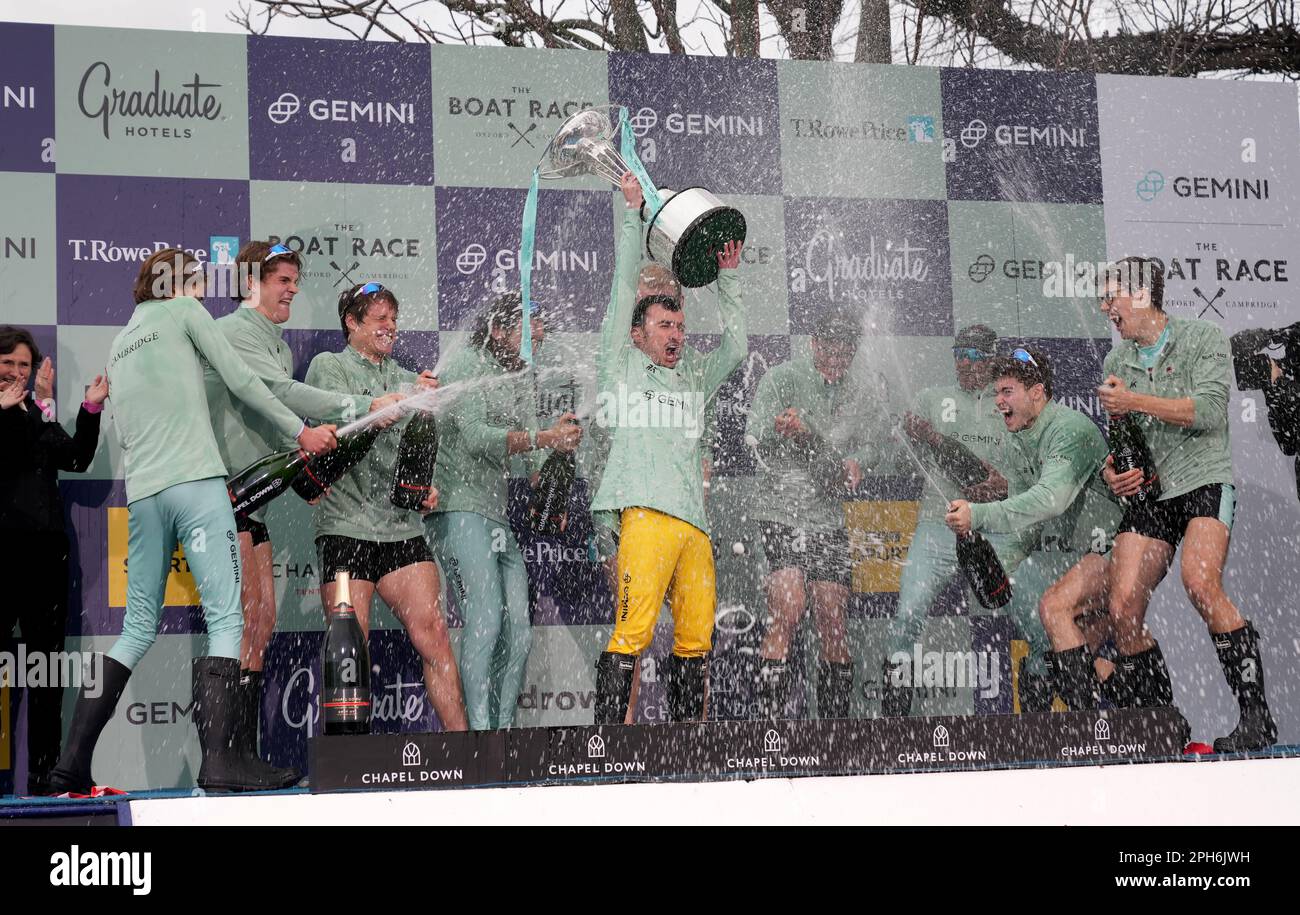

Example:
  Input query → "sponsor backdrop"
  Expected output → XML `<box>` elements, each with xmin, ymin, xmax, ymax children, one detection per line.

<box><xmin>2</xmin><ymin>23</ymin><xmax>1298</xmax><ymax>791</ymax></box>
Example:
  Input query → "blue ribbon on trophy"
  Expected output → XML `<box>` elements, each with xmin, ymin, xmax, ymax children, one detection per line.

<box><xmin>518</xmin><ymin>104</ymin><xmax>748</xmax><ymax>362</ymax></box>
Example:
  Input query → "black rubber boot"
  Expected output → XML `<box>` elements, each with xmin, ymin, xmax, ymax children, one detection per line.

<box><xmin>666</xmin><ymin>655</ymin><xmax>707</xmax><ymax>722</ymax></box>
<box><xmin>47</xmin><ymin>656</ymin><xmax>132</xmax><ymax>795</ymax></box>
<box><xmin>238</xmin><ymin>669</ymin><xmax>301</xmax><ymax>788</ymax></box>
<box><xmin>1115</xmin><ymin>642</ymin><xmax>1190</xmax><ymax>745</ymax></box>
<box><xmin>1212</xmin><ymin>623</ymin><xmax>1278</xmax><ymax>752</ymax></box>
<box><xmin>1017</xmin><ymin>662</ymin><xmax>1056</xmax><ymax>713</ymax></box>
<box><xmin>594</xmin><ymin>651</ymin><xmax>636</xmax><ymax>724</ymax></box>
<box><xmin>194</xmin><ymin>657</ymin><xmax>298</xmax><ymax>793</ymax></box>
<box><xmin>1047</xmin><ymin>647</ymin><xmax>1099</xmax><ymax>711</ymax></box>
<box><xmin>880</xmin><ymin>661</ymin><xmax>913</xmax><ymax>718</ymax></box>
<box><xmin>816</xmin><ymin>661</ymin><xmax>854</xmax><ymax>720</ymax></box>
<box><xmin>757</xmin><ymin>657</ymin><xmax>790</xmax><ymax>720</ymax></box>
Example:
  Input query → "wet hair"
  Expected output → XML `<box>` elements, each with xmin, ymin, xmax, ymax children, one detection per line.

<box><xmin>233</xmin><ymin>240</ymin><xmax>302</xmax><ymax>302</ymax></box>
<box><xmin>469</xmin><ymin>291</ymin><xmax>545</xmax><ymax>349</ymax></box>
<box><xmin>638</xmin><ymin>263</ymin><xmax>681</xmax><ymax>300</ymax></box>
<box><xmin>812</xmin><ymin>308</ymin><xmax>862</xmax><ymax>346</ymax></box>
<box><xmin>337</xmin><ymin>283</ymin><xmax>400</xmax><ymax>339</ymax></box>
<box><xmin>632</xmin><ymin>294</ymin><xmax>682</xmax><ymax>329</ymax></box>
<box><xmin>0</xmin><ymin>326</ymin><xmax>41</xmax><ymax>366</ymax></box>
<box><xmin>133</xmin><ymin>248</ymin><xmax>202</xmax><ymax>304</ymax></box>
<box><xmin>1103</xmin><ymin>256</ymin><xmax>1165</xmax><ymax>312</ymax></box>
<box><xmin>993</xmin><ymin>348</ymin><xmax>1053</xmax><ymax>399</ymax></box>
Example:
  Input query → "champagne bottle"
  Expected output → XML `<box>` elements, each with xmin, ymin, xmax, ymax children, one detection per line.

<box><xmin>227</xmin><ymin>447</ymin><xmax>311</xmax><ymax>520</ymax></box>
<box><xmin>1107</xmin><ymin>412</ymin><xmax>1161</xmax><ymax>505</ymax></box>
<box><xmin>956</xmin><ymin>531</ymin><xmax>1013</xmax><ymax>609</ymax></box>
<box><xmin>389</xmin><ymin>410</ymin><xmax>439</xmax><ymax>510</ymax></box>
<box><xmin>322</xmin><ymin>571</ymin><xmax>371</xmax><ymax>736</ymax></box>
<box><xmin>292</xmin><ymin>423</ymin><xmax>383</xmax><ymax>502</ymax></box>
<box><xmin>530</xmin><ymin>448</ymin><xmax>576</xmax><ymax>535</ymax></box>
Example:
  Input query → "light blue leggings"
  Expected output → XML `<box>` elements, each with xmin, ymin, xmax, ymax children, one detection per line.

<box><xmin>427</xmin><ymin>512</ymin><xmax>532</xmax><ymax>730</ymax></box>
<box><xmin>888</xmin><ymin>520</ymin><xmax>1051</xmax><ymax>676</ymax></box>
<box><xmin>109</xmin><ymin>477</ymin><xmax>244</xmax><ymax>670</ymax></box>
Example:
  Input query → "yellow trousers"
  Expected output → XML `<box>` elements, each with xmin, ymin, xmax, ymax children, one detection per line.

<box><xmin>607</xmin><ymin>508</ymin><xmax>715</xmax><ymax>658</ymax></box>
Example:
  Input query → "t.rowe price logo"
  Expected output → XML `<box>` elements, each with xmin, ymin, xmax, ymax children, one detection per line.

<box><xmin>1059</xmin><ymin>716</ymin><xmax>1148</xmax><ymax>759</ymax></box>
<box><xmin>445</xmin><ymin>92</ymin><xmax>595</xmax><ymax>149</ymax></box>
<box><xmin>76</xmin><ymin>61</ymin><xmax>222</xmax><ymax>140</ymax></box>
<box><xmin>724</xmin><ymin>728</ymin><xmax>822</xmax><ymax>771</ymax></box>
<box><xmin>453</xmin><ymin>242</ymin><xmax>599</xmax><ymax>276</ymax></box>
<box><xmin>66</xmin><ymin>238</ymin><xmax>212</xmax><ymax>264</ymax></box>
<box><xmin>959</xmin><ymin>118</ymin><xmax>1087</xmax><ymax>150</ymax></box>
<box><xmin>787</xmin><ymin>114</ymin><xmax>935</xmax><ymax>144</ymax></box>
<box><xmin>266</xmin><ymin>92</ymin><xmax>415</xmax><ymax>126</ymax></box>
<box><xmin>1137</xmin><ymin>168</ymin><xmax>1270</xmax><ymax>202</ymax></box>
<box><xmin>629</xmin><ymin>105</ymin><xmax>766</xmax><ymax>139</ymax></box>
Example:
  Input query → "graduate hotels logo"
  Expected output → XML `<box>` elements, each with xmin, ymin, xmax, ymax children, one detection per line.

<box><xmin>75</xmin><ymin>61</ymin><xmax>224</xmax><ymax>141</ymax></box>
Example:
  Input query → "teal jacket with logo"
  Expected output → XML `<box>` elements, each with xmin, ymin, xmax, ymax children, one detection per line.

<box><xmin>106</xmin><ymin>296</ymin><xmax>303</xmax><ymax>504</ymax></box>
<box><xmin>1101</xmin><ymin>316</ymin><xmax>1233</xmax><ymax>499</ymax></box>
<box><xmin>590</xmin><ymin>205</ymin><xmax>746</xmax><ymax>535</ymax></box>
<box><xmin>304</xmin><ymin>345</ymin><xmax>422</xmax><ymax>543</ymax></box>
<box><xmin>970</xmin><ymin>400</ymin><xmax>1122</xmax><ymax>552</ymax></box>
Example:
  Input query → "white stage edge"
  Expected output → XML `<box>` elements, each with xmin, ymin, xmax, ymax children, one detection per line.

<box><xmin>128</xmin><ymin>756</ymin><xmax>1300</xmax><ymax>825</ymax></box>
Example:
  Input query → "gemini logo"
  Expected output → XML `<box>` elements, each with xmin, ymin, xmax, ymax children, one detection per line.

<box><xmin>1136</xmin><ymin>170</ymin><xmax>1166</xmax><ymax>201</ymax></box>
<box><xmin>960</xmin><ymin>118</ymin><xmax>1087</xmax><ymax>149</ymax></box>
<box><xmin>456</xmin><ymin>243</ymin><xmax>488</xmax><ymax>274</ymax></box>
<box><xmin>629</xmin><ymin>106</ymin><xmax>658</xmax><ymax>136</ymax></box>
<box><xmin>268</xmin><ymin>92</ymin><xmax>300</xmax><ymax>124</ymax></box>
<box><xmin>959</xmin><ymin>119</ymin><xmax>988</xmax><ymax>149</ymax></box>
<box><xmin>968</xmin><ymin>254</ymin><xmax>995</xmax><ymax>283</ymax></box>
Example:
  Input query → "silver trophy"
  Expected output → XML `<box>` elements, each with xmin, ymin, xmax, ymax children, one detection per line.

<box><xmin>539</xmin><ymin>105</ymin><xmax>746</xmax><ymax>288</ymax></box>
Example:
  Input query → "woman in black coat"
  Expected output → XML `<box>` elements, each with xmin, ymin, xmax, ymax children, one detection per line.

<box><xmin>0</xmin><ymin>326</ymin><xmax>106</xmax><ymax>796</ymax></box>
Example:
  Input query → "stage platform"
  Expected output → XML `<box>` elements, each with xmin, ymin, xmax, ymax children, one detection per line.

<box><xmin>3</xmin><ymin>710</ymin><xmax>1298</xmax><ymax>825</ymax></box>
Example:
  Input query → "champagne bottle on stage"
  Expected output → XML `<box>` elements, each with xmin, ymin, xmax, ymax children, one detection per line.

<box><xmin>227</xmin><ymin>447</ymin><xmax>312</xmax><ymax>520</ymax></box>
<box><xmin>390</xmin><ymin>410</ymin><xmax>439</xmax><ymax>510</ymax></box>
<box><xmin>322</xmin><ymin>571</ymin><xmax>371</xmax><ymax>736</ymax></box>
<box><xmin>292</xmin><ymin>423</ymin><xmax>384</xmax><ymax>502</ymax></box>
<box><xmin>1107</xmin><ymin>410</ymin><xmax>1161</xmax><ymax>505</ymax></box>
<box><xmin>956</xmin><ymin>530</ymin><xmax>1012</xmax><ymax>609</ymax></box>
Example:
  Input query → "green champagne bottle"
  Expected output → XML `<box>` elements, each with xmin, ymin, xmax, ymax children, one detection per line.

<box><xmin>389</xmin><ymin>411</ymin><xmax>439</xmax><ymax>510</ymax></box>
<box><xmin>530</xmin><ymin>448</ymin><xmax>576</xmax><ymax>535</ymax></box>
<box><xmin>227</xmin><ymin>447</ymin><xmax>311</xmax><ymax>520</ymax></box>
<box><xmin>292</xmin><ymin>424</ymin><xmax>384</xmax><ymax>502</ymax></box>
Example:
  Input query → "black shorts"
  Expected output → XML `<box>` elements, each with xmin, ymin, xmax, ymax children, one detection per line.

<box><xmin>316</xmin><ymin>535</ymin><xmax>434</xmax><ymax>583</ymax></box>
<box><xmin>236</xmin><ymin>516</ymin><xmax>270</xmax><ymax>547</ymax></box>
<box><xmin>1118</xmin><ymin>483</ymin><xmax>1235</xmax><ymax>549</ymax></box>
<box><xmin>759</xmin><ymin>522</ymin><xmax>852</xmax><ymax>588</ymax></box>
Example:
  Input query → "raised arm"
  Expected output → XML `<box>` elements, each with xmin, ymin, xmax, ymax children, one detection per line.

<box><xmin>701</xmin><ymin>241</ymin><xmax>747</xmax><ymax>399</ymax></box>
<box><xmin>596</xmin><ymin>173</ymin><xmax>647</xmax><ymax>394</ymax></box>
